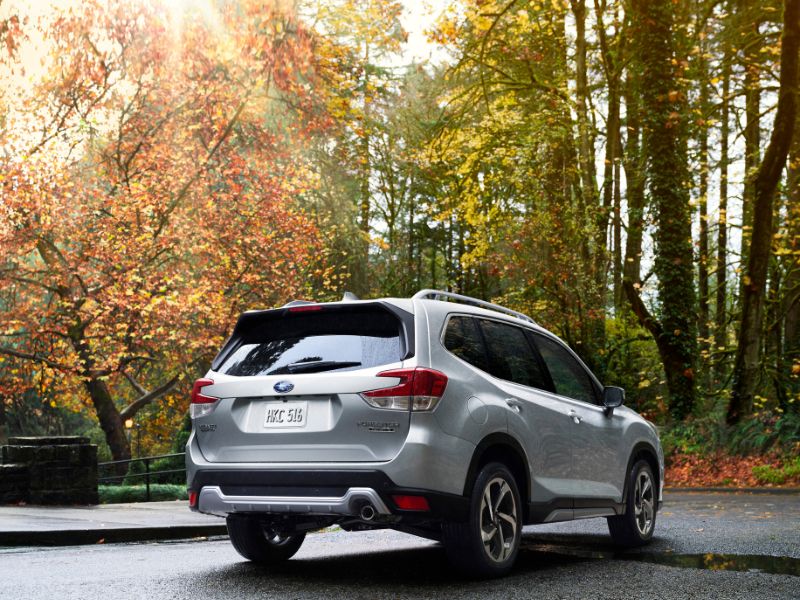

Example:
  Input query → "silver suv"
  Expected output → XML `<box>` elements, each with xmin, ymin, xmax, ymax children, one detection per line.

<box><xmin>187</xmin><ymin>290</ymin><xmax>664</xmax><ymax>576</ymax></box>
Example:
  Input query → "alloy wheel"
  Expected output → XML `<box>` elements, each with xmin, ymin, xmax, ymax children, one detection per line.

<box><xmin>479</xmin><ymin>476</ymin><xmax>518</xmax><ymax>563</ymax></box>
<box><xmin>633</xmin><ymin>470</ymin><xmax>655</xmax><ymax>536</ymax></box>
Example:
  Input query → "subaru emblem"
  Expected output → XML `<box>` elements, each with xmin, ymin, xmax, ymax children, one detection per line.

<box><xmin>273</xmin><ymin>381</ymin><xmax>294</xmax><ymax>394</ymax></box>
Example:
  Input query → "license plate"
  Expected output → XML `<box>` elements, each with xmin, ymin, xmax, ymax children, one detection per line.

<box><xmin>264</xmin><ymin>401</ymin><xmax>308</xmax><ymax>428</ymax></box>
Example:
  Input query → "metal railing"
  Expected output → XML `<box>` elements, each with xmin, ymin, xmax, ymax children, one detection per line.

<box><xmin>98</xmin><ymin>452</ymin><xmax>186</xmax><ymax>502</ymax></box>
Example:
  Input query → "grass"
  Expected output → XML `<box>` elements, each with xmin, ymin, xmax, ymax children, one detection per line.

<box><xmin>99</xmin><ymin>484</ymin><xmax>188</xmax><ymax>504</ymax></box>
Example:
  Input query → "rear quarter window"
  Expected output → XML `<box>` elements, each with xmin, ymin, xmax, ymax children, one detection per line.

<box><xmin>442</xmin><ymin>315</ymin><xmax>488</xmax><ymax>371</ymax></box>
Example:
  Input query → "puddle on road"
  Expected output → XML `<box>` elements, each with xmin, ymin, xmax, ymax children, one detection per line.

<box><xmin>629</xmin><ymin>552</ymin><xmax>800</xmax><ymax>577</ymax></box>
<box><xmin>521</xmin><ymin>543</ymin><xmax>800</xmax><ymax>577</ymax></box>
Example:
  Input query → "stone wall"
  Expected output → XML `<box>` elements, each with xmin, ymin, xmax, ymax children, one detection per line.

<box><xmin>0</xmin><ymin>436</ymin><xmax>98</xmax><ymax>505</ymax></box>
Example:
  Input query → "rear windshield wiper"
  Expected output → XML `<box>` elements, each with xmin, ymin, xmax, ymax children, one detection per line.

<box><xmin>282</xmin><ymin>360</ymin><xmax>362</xmax><ymax>374</ymax></box>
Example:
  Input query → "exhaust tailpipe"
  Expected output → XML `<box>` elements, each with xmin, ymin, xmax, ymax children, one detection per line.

<box><xmin>359</xmin><ymin>504</ymin><xmax>376</xmax><ymax>521</ymax></box>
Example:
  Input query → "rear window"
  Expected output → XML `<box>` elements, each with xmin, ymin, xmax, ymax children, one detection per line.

<box><xmin>215</xmin><ymin>306</ymin><xmax>405</xmax><ymax>376</ymax></box>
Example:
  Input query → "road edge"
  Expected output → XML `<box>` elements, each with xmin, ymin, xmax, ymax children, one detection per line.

<box><xmin>0</xmin><ymin>524</ymin><xmax>228</xmax><ymax>547</ymax></box>
<box><xmin>665</xmin><ymin>486</ymin><xmax>800</xmax><ymax>494</ymax></box>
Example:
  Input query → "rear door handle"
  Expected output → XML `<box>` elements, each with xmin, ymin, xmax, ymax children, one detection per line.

<box><xmin>568</xmin><ymin>410</ymin><xmax>582</xmax><ymax>424</ymax></box>
<box><xmin>505</xmin><ymin>398</ymin><xmax>523</xmax><ymax>412</ymax></box>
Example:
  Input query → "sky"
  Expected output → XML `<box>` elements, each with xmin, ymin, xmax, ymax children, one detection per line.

<box><xmin>398</xmin><ymin>0</ymin><xmax>446</xmax><ymax>64</ymax></box>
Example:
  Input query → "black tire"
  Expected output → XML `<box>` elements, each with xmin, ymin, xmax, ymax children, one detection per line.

<box><xmin>607</xmin><ymin>459</ymin><xmax>657</xmax><ymax>547</ymax></box>
<box><xmin>226</xmin><ymin>515</ymin><xmax>306</xmax><ymax>564</ymax></box>
<box><xmin>443</xmin><ymin>462</ymin><xmax>522</xmax><ymax>578</ymax></box>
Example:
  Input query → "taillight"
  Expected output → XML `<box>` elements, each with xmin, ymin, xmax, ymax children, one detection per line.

<box><xmin>188</xmin><ymin>490</ymin><xmax>198</xmax><ymax>508</ymax></box>
<box><xmin>360</xmin><ymin>368</ymin><xmax>448</xmax><ymax>411</ymax></box>
<box><xmin>190</xmin><ymin>378</ymin><xmax>218</xmax><ymax>419</ymax></box>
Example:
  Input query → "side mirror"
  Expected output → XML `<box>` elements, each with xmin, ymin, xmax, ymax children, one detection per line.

<box><xmin>602</xmin><ymin>386</ymin><xmax>625</xmax><ymax>416</ymax></box>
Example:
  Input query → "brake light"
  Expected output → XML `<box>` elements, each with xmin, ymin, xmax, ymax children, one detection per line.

<box><xmin>392</xmin><ymin>494</ymin><xmax>430</xmax><ymax>511</ymax></box>
<box><xmin>361</xmin><ymin>368</ymin><xmax>448</xmax><ymax>411</ymax></box>
<box><xmin>190</xmin><ymin>378</ymin><xmax>218</xmax><ymax>418</ymax></box>
<box><xmin>288</xmin><ymin>305</ymin><xmax>323</xmax><ymax>312</ymax></box>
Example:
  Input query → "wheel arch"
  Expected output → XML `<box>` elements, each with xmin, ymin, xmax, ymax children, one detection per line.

<box><xmin>463</xmin><ymin>433</ymin><xmax>531</xmax><ymax>515</ymax></box>
<box><xmin>623</xmin><ymin>441</ymin><xmax>661</xmax><ymax>508</ymax></box>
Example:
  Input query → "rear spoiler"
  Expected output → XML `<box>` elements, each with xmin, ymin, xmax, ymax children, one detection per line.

<box><xmin>209</xmin><ymin>301</ymin><xmax>415</xmax><ymax>372</ymax></box>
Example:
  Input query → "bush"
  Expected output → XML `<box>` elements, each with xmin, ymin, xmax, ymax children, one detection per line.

<box><xmin>752</xmin><ymin>457</ymin><xmax>800</xmax><ymax>485</ymax></box>
<box><xmin>660</xmin><ymin>413</ymin><xmax>800</xmax><ymax>458</ymax></box>
<box><xmin>728</xmin><ymin>413</ymin><xmax>800</xmax><ymax>455</ymax></box>
<box><xmin>150</xmin><ymin>454</ymin><xmax>186</xmax><ymax>484</ymax></box>
<box><xmin>99</xmin><ymin>484</ymin><xmax>188</xmax><ymax>504</ymax></box>
<box><xmin>660</xmin><ymin>422</ymin><xmax>711</xmax><ymax>456</ymax></box>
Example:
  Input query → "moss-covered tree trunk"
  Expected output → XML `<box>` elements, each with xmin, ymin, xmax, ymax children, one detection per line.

<box><xmin>628</xmin><ymin>0</ymin><xmax>697</xmax><ymax>421</ymax></box>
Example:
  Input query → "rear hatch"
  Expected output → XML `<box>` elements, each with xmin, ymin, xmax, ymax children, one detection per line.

<box><xmin>195</xmin><ymin>302</ymin><xmax>416</xmax><ymax>463</ymax></box>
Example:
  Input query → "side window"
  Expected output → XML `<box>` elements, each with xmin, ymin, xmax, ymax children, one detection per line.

<box><xmin>478</xmin><ymin>319</ymin><xmax>551</xmax><ymax>391</ymax></box>
<box><xmin>442</xmin><ymin>316</ymin><xmax>488</xmax><ymax>372</ymax></box>
<box><xmin>532</xmin><ymin>334</ymin><xmax>598</xmax><ymax>404</ymax></box>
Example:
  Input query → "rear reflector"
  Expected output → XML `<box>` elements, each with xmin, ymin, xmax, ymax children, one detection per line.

<box><xmin>189</xmin><ymin>490</ymin><xmax>198</xmax><ymax>508</ymax></box>
<box><xmin>392</xmin><ymin>495</ymin><xmax>430</xmax><ymax>511</ymax></box>
<box><xmin>190</xmin><ymin>378</ymin><xmax>218</xmax><ymax>419</ymax></box>
<box><xmin>361</xmin><ymin>368</ymin><xmax>448</xmax><ymax>411</ymax></box>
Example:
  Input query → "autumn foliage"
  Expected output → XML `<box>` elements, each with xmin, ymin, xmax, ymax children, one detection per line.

<box><xmin>0</xmin><ymin>0</ymin><xmax>330</xmax><ymax>461</ymax></box>
<box><xmin>0</xmin><ymin>0</ymin><xmax>798</xmax><ymax>480</ymax></box>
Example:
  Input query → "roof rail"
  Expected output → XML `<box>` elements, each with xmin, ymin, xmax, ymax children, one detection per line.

<box><xmin>412</xmin><ymin>289</ymin><xmax>537</xmax><ymax>325</ymax></box>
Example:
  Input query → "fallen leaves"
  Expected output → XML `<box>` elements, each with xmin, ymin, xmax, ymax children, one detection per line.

<box><xmin>666</xmin><ymin>451</ymin><xmax>800</xmax><ymax>488</ymax></box>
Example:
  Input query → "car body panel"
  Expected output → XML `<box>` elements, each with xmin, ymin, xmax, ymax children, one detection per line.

<box><xmin>187</xmin><ymin>294</ymin><xmax>665</xmax><ymax>528</ymax></box>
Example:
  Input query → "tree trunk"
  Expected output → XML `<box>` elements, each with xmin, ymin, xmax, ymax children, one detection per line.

<box><xmin>567</xmin><ymin>0</ymin><xmax>605</xmax><ymax>370</ymax></box>
<box><xmin>630</xmin><ymin>0</ymin><xmax>697</xmax><ymax>420</ymax></box>
<box><xmin>728</xmin><ymin>0</ymin><xmax>800</xmax><ymax>424</ymax></box>
<box><xmin>715</xmin><ymin>32</ymin><xmax>732</xmax><ymax>378</ymax></box>
<box><xmin>784</xmin><ymin>110</ymin><xmax>800</xmax><ymax>409</ymax></box>
<box><xmin>623</xmin><ymin>70</ymin><xmax>645</xmax><ymax>289</ymax></box>
<box><xmin>85</xmin><ymin>377</ymin><xmax>131</xmax><ymax>473</ymax></box>
<box><xmin>613</xmin><ymin>136</ymin><xmax>623</xmax><ymax>310</ymax></box>
<box><xmin>593</xmin><ymin>0</ymin><xmax>623</xmax><ymax>310</ymax></box>
<box><xmin>698</xmin><ymin>71</ymin><xmax>710</xmax><ymax>363</ymax></box>
<box><xmin>572</xmin><ymin>0</ymin><xmax>599</xmax><ymax>214</ymax></box>
<box><xmin>738</xmin><ymin>0</ymin><xmax>763</xmax><ymax>276</ymax></box>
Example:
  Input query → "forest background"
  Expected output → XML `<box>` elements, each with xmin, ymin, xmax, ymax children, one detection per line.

<box><xmin>1</xmin><ymin>0</ymin><xmax>799</xmax><ymax>487</ymax></box>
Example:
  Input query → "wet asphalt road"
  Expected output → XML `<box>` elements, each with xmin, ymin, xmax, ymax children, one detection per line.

<box><xmin>1</xmin><ymin>492</ymin><xmax>797</xmax><ymax>600</ymax></box>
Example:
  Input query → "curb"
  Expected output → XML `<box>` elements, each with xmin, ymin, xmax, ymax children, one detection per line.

<box><xmin>665</xmin><ymin>487</ymin><xmax>800</xmax><ymax>494</ymax></box>
<box><xmin>0</xmin><ymin>524</ymin><xmax>228</xmax><ymax>547</ymax></box>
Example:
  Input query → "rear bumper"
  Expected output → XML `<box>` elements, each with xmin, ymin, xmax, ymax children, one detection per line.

<box><xmin>188</xmin><ymin>468</ymin><xmax>470</xmax><ymax>521</ymax></box>
<box><xmin>198</xmin><ymin>485</ymin><xmax>391</xmax><ymax>517</ymax></box>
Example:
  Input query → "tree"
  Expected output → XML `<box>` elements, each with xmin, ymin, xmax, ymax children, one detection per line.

<box><xmin>728</xmin><ymin>0</ymin><xmax>800</xmax><ymax>424</ymax></box>
<box><xmin>302</xmin><ymin>0</ymin><xmax>405</xmax><ymax>297</ymax></box>
<box><xmin>0</xmin><ymin>0</ymin><xmax>327</xmax><ymax>462</ymax></box>
<box><xmin>625</xmin><ymin>0</ymin><xmax>697</xmax><ymax>421</ymax></box>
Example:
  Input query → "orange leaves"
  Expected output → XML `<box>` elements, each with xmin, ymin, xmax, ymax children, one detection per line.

<box><xmin>0</xmin><ymin>0</ymin><xmax>329</xmax><ymax>448</ymax></box>
<box><xmin>1</xmin><ymin>13</ymin><xmax>24</xmax><ymax>58</ymax></box>
<box><xmin>666</xmin><ymin>452</ymin><xmax>799</xmax><ymax>488</ymax></box>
